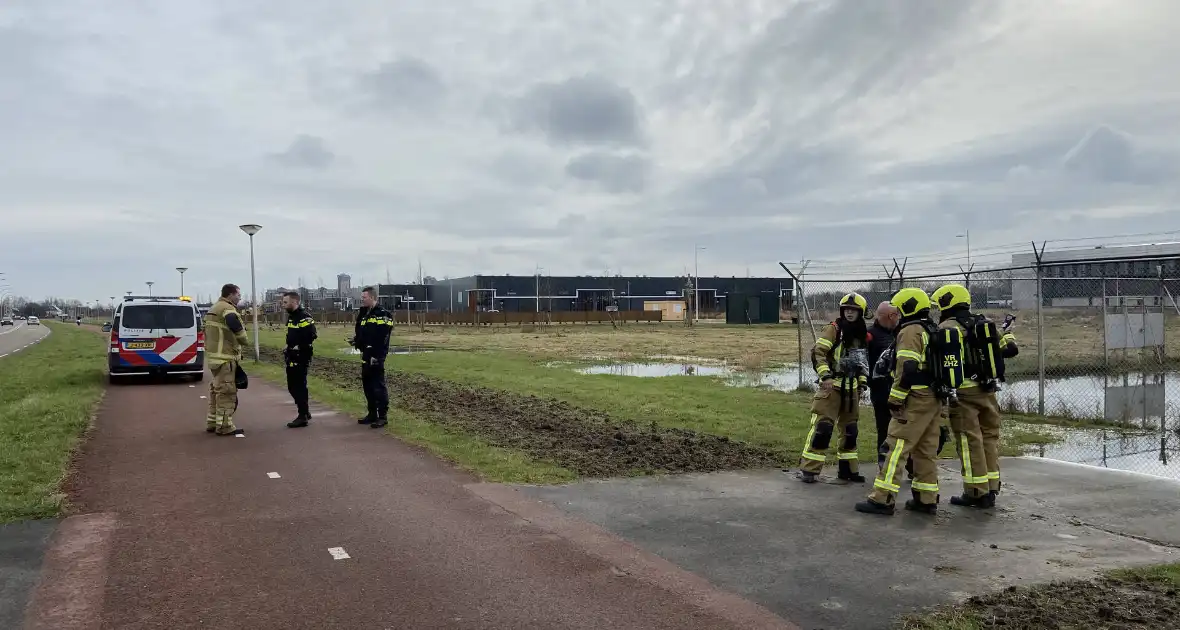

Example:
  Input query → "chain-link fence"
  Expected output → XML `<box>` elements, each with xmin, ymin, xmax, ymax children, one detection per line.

<box><xmin>789</xmin><ymin>262</ymin><xmax>1180</xmax><ymax>480</ymax></box>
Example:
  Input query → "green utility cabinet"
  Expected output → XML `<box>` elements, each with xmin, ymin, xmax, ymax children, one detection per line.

<box><xmin>725</xmin><ymin>292</ymin><xmax>780</xmax><ymax>324</ymax></box>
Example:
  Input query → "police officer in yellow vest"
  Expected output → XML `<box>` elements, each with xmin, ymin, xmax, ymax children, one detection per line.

<box><xmin>799</xmin><ymin>292</ymin><xmax>871</xmax><ymax>484</ymax></box>
<box><xmin>204</xmin><ymin>283</ymin><xmax>250</xmax><ymax>436</ymax></box>
<box><xmin>931</xmin><ymin>283</ymin><xmax>1020</xmax><ymax>504</ymax></box>
<box><xmin>856</xmin><ymin>288</ymin><xmax>947</xmax><ymax>515</ymax></box>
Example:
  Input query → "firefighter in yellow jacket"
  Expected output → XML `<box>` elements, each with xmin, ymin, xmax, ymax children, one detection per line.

<box><xmin>204</xmin><ymin>283</ymin><xmax>250</xmax><ymax>436</ymax></box>
<box><xmin>931</xmin><ymin>283</ymin><xmax>1020</xmax><ymax>504</ymax></box>
<box><xmin>856</xmin><ymin>288</ymin><xmax>946</xmax><ymax>515</ymax></box>
<box><xmin>799</xmin><ymin>292</ymin><xmax>870</xmax><ymax>484</ymax></box>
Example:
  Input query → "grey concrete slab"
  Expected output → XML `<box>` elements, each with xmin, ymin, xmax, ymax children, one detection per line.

<box><xmin>0</xmin><ymin>519</ymin><xmax>60</xmax><ymax>629</ymax></box>
<box><xmin>515</xmin><ymin>458</ymin><xmax>1180</xmax><ymax>630</ymax></box>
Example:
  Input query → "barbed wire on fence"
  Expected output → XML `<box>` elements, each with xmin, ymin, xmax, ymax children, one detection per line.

<box><xmin>785</xmin><ymin>256</ymin><xmax>1180</xmax><ymax>480</ymax></box>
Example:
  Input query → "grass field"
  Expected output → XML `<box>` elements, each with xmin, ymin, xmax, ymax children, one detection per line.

<box><xmin>0</xmin><ymin>322</ymin><xmax>106</xmax><ymax>523</ymax></box>
<box><xmin>253</xmin><ymin>323</ymin><xmax>1063</xmax><ymax>483</ymax></box>
<box><xmin>256</xmin><ymin>307</ymin><xmax>1180</xmax><ymax>374</ymax></box>
<box><xmin>896</xmin><ymin>562</ymin><xmax>1180</xmax><ymax>629</ymax></box>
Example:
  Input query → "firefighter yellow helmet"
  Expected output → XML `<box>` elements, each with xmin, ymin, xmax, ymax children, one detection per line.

<box><xmin>932</xmin><ymin>283</ymin><xmax>971</xmax><ymax>311</ymax></box>
<box><xmin>839</xmin><ymin>292</ymin><xmax>867</xmax><ymax>313</ymax></box>
<box><xmin>891</xmin><ymin>287</ymin><xmax>931</xmax><ymax>318</ymax></box>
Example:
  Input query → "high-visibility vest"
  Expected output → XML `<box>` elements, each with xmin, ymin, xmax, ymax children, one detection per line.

<box><xmin>204</xmin><ymin>298</ymin><xmax>246</xmax><ymax>365</ymax></box>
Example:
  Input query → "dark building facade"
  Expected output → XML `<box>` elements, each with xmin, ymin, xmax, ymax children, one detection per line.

<box><xmin>433</xmin><ymin>275</ymin><xmax>795</xmax><ymax>313</ymax></box>
<box><xmin>376</xmin><ymin>283</ymin><xmax>434</xmax><ymax>311</ymax></box>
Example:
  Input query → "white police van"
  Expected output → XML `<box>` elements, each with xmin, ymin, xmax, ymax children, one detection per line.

<box><xmin>107</xmin><ymin>296</ymin><xmax>205</xmax><ymax>383</ymax></box>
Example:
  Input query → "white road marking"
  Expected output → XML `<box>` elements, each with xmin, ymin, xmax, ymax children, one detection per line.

<box><xmin>199</xmin><ymin>395</ymin><xmax>207</xmax><ymax>399</ymax></box>
<box><xmin>327</xmin><ymin>547</ymin><xmax>350</xmax><ymax>560</ymax></box>
<box><xmin>234</xmin><ymin>433</ymin><xmax>245</xmax><ymax>438</ymax></box>
<box><xmin>189</xmin><ymin>385</ymin><xmax>196</xmax><ymax>388</ymax></box>
<box><xmin>267</xmin><ymin>472</ymin><xmax>281</xmax><ymax>479</ymax></box>
<box><xmin>0</xmin><ymin>353</ymin><xmax>6</xmax><ymax>358</ymax></box>
<box><xmin>12</xmin><ymin>348</ymin><xmax>20</xmax><ymax>353</ymax></box>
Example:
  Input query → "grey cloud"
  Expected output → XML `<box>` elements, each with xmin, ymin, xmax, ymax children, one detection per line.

<box><xmin>361</xmin><ymin>56</ymin><xmax>446</xmax><ymax>111</ymax></box>
<box><xmin>880</xmin><ymin>123</ymin><xmax>1179</xmax><ymax>187</ymax></box>
<box><xmin>564</xmin><ymin>151</ymin><xmax>650</xmax><ymax>194</ymax></box>
<box><xmin>1061</xmin><ymin>124</ymin><xmax>1174</xmax><ymax>185</ymax></box>
<box><xmin>719</xmin><ymin>1</ymin><xmax>997</xmax><ymax>130</ymax></box>
<box><xmin>483</xmin><ymin>149</ymin><xmax>563</xmax><ymax>187</ymax></box>
<box><xmin>267</xmin><ymin>135</ymin><xmax>335</xmax><ymax>170</ymax></box>
<box><xmin>509</xmin><ymin>74</ymin><xmax>643</xmax><ymax>147</ymax></box>
<box><xmin>674</xmin><ymin>141</ymin><xmax>863</xmax><ymax>218</ymax></box>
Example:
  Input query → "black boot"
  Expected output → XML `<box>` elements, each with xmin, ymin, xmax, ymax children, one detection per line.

<box><xmin>904</xmin><ymin>490</ymin><xmax>938</xmax><ymax>514</ymax></box>
<box><xmin>358</xmin><ymin>411</ymin><xmax>374</xmax><ymax>425</ymax></box>
<box><xmin>799</xmin><ymin>471</ymin><xmax>819</xmax><ymax>484</ymax></box>
<box><xmin>287</xmin><ymin>413</ymin><xmax>310</xmax><ymax>428</ymax></box>
<box><xmin>370</xmin><ymin>412</ymin><xmax>387</xmax><ymax>429</ymax></box>
<box><xmin>855</xmin><ymin>499</ymin><xmax>895</xmax><ymax>515</ymax></box>
<box><xmin>950</xmin><ymin>492</ymin><xmax>995</xmax><ymax>509</ymax></box>
<box><xmin>837</xmin><ymin>460</ymin><xmax>866</xmax><ymax>483</ymax></box>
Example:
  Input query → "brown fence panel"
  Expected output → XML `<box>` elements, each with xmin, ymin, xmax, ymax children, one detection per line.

<box><xmin>384</xmin><ymin>310</ymin><xmax>664</xmax><ymax>326</ymax></box>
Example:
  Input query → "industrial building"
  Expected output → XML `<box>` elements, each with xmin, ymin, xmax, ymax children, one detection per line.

<box><xmin>1010</xmin><ymin>242</ymin><xmax>1180</xmax><ymax>309</ymax></box>
<box><xmin>380</xmin><ymin>275</ymin><xmax>794</xmax><ymax>318</ymax></box>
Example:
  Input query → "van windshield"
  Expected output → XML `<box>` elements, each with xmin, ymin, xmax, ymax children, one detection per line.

<box><xmin>121</xmin><ymin>305</ymin><xmax>195</xmax><ymax>330</ymax></box>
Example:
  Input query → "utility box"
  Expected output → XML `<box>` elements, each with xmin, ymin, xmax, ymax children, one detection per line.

<box><xmin>644</xmin><ymin>300</ymin><xmax>685</xmax><ymax>321</ymax></box>
<box><xmin>726</xmin><ymin>292</ymin><xmax>780</xmax><ymax>324</ymax></box>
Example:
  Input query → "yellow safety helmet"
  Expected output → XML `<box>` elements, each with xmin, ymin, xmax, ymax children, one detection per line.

<box><xmin>931</xmin><ymin>283</ymin><xmax>971</xmax><ymax>311</ymax></box>
<box><xmin>890</xmin><ymin>287</ymin><xmax>931</xmax><ymax>318</ymax></box>
<box><xmin>839</xmin><ymin>292</ymin><xmax>867</xmax><ymax>313</ymax></box>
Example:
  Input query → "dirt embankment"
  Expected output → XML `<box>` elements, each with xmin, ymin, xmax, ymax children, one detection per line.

<box><xmin>898</xmin><ymin>570</ymin><xmax>1180</xmax><ymax>629</ymax></box>
<box><xmin>260</xmin><ymin>349</ymin><xmax>787</xmax><ymax>477</ymax></box>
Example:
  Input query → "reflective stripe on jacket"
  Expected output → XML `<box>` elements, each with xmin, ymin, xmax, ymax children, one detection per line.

<box><xmin>205</xmin><ymin>297</ymin><xmax>248</xmax><ymax>365</ymax></box>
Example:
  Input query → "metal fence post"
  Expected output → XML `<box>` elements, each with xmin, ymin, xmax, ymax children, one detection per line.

<box><xmin>1036</xmin><ymin>262</ymin><xmax>1046</xmax><ymax>416</ymax></box>
<box><xmin>796</xmin><ymin>313</ymin><xmax>803</xmax><ymax>387</ymax></box>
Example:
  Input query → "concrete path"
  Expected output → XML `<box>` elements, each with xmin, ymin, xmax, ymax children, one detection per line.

<box><xmin>0</xmin><ymin>322</ymin><xmax>49</xmax><ymax>359</ymax></box>
<box><xmin>24</xmin><ymin>375</ymin><xmax>796</xmax><ymax>630</ymax></box>
<box><xmin>516</xmin><ymin>459</ymin><xmax>1180</xmax><ymax>630</ymax></box>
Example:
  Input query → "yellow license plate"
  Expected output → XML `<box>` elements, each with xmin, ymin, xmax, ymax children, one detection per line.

<box><xmin>125</xmin><ymin>342</ymin><xmax>154</xmax><ymax>350</ymax></box>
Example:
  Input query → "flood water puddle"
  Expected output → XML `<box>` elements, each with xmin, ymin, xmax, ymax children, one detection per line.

<box><xmin>567</xmin><ymin>360</ymin><xmax>1180</xmax><ymax>480</ymax></box>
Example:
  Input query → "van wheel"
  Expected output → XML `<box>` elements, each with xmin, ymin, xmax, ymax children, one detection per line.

<box><xmin>193</xmin><ymin>373</ymin><xmax>205</xmax><ymax>382</ymax></box>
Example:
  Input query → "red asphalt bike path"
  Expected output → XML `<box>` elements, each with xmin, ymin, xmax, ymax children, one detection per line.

<box><xmin>23</xmin><ymin>373</ymin><xmax>798</xmax><ymax>630</ymax></box>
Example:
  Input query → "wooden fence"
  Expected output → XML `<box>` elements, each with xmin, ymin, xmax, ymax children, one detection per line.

<box><xmin>260</xmin><ymin>310</ymin><xmax>664</xmax><ymax>326</ymax></box>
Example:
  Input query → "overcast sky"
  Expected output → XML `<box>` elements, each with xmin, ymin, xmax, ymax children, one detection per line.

<box><xmin>2</xmin><ymin>0</ymin><xmax>1178</xmax><ymax>302</ymax></box>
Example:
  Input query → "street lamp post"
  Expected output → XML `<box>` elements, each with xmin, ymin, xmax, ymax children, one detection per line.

<box><xmin>694</xmin><ymin>244</ymin><xmax>706</xmax><ymax>322</ymax></box>
<box><xmin>956</xmin><ymin>230</ymin><xmax>971</xmax><ymax>269</ymax></box>
<box><xmin>146</xmin><ymin>281</ymin><xmax>154</xmax><ymax>297</ymax></box>
<box><xmin>176</xmin><ymin>267</ymin><xmax>188</xmax><ymax>296</ymax></box>
<box><xmin>239</xmin><ymin>224</ymin><xmax>263</xmax><ymax>362</ymax></box>
<box><xmin>956</xmin><ymin>230</ymin><xmax>971</xmax><ymax>289</ymax></box>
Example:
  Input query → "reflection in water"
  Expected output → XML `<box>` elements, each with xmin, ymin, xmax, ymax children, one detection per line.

<box><xmin>572</xmin><ymin>361</ymin><xmax>1180</xmax><ymax>479</ymax></box>
<box><xmin>1026</xmin><ymin>426</ymin><xmax>1179</xmax><ymax>480</ymax></box>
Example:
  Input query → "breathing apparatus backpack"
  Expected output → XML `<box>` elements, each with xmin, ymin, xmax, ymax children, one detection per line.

<box><xmin>891</xmin><ymin>318</ymin><xmax>965</xmax><ymax>403</ymax></box>
<box><xmin>955</xmin><ymin>313</ymin><xmax>1006</xmax><ymax>390</ymax></box>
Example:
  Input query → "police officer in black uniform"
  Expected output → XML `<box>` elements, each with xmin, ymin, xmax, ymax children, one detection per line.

<box><xmin>282</xmin><ymin>291</ymin><xmax>318</xmax><ymax>428</ymax></box>
<box><xmin>351</xmin><ymin>286</ymin><xmax>393</xmax><ymax>429</ymax></box>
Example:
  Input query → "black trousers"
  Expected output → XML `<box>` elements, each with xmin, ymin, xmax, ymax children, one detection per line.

<box><xmin>286</xmin><ymin>358</ymin><xmax>310</xmax><ymax>416</ymax></box>
<box><xmin>361</xmin><ymin>359</ymin><xmax>388</xmax><ymax>418</ymax></box>
<box><xmin>869</xmin><ymin>384</ymin><xmax>892</xmax><ymax>463</ymax></box>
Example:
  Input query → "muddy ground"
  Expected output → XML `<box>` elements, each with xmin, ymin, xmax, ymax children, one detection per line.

<box><xmin>897</xmin><ymin>570</ymin><xmax>1180</xmax><ymax>630</ymax></box>
<box><xmin>261</xmin><ymin>349</ymin><xmax>786</xmax><ymax>477</ymax></box>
